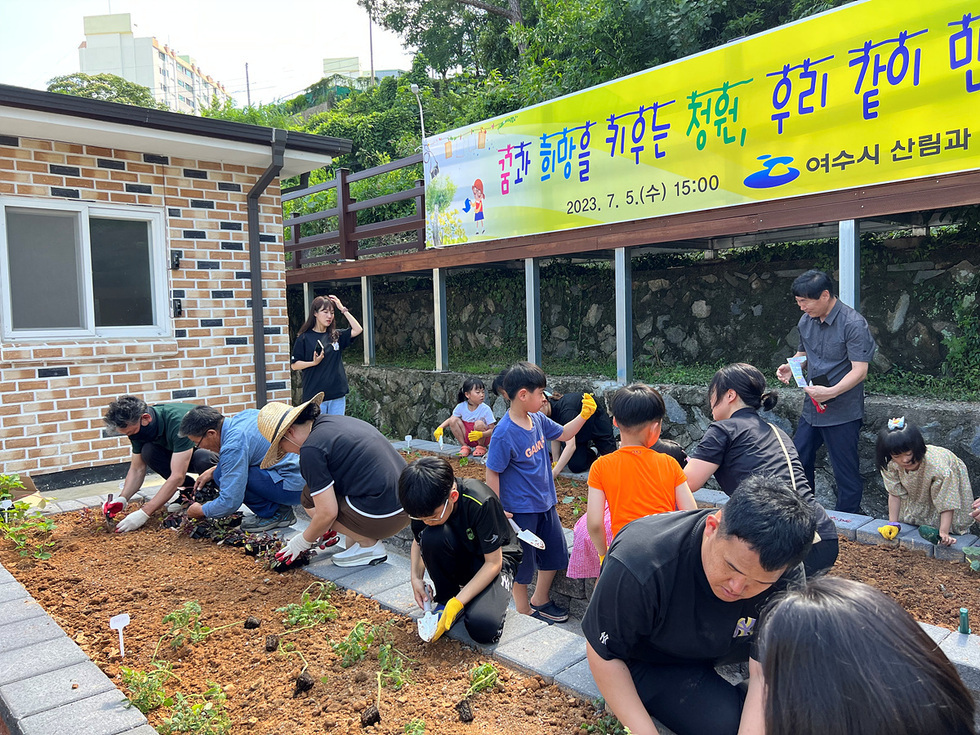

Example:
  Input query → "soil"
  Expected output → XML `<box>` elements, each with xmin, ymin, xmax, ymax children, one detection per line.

<box><xmin>1</xmin><ymin>510</ymin><xmax>598</xmax><ymax>735</ymax></box>
<box><xmin>4</xmin><ymin>454</ymin><xmax>978</xmax><ymax>732</ymax></box>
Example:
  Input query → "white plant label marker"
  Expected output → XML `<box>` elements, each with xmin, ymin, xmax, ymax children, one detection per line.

<box><xmin>110</xmin><ymin>613</ymin><xmax>131</xmax><ymax>658</ymax></box>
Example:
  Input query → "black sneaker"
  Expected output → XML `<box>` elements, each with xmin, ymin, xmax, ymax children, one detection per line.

<box><xmin>241</xmin><ymin>505</ymin><xmax>296</xmax><ymax>533</ymax></box>
<box><xmin>530</xmin><ymin>601</ymin><xmax>569</xmax><ymax>623</ymax></box>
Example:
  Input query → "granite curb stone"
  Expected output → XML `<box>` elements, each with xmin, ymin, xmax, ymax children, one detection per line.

<box><xmin>825</xmin><ymin>509</ymin><xmax>872</xmax><ymax>540</ymax></box>
<box><xmin>854</xmin><ymin>519</ymin><xmax>918</xmax><ymax>547</ymax></box>
<box><xmin>0</xmin><ymin>614</ymin><xmax>65</xmax><ymax>655</ymax></box>
<box><xmin>494</xmin><ymin>625</ymin><xmax>587</xmax><ymax>682</ymax></box>
<box><xmin>0</xmin><ymin>581</ymin><xmax>28</xmax><ymax>604</ymax></box>
<box><xmin>940</xmin><ymin>633</ymin><xmax>980</xmax><ymax>691</ymax></box>
<box><xmin>16</xmin><ymin>687</ymin><xmax>147</xmax><ymax>735</ymax></box>
<box><xmin>0</xmin><ymin>661</ymin><xmax>119</xmax><ymax>719</ymax></box>
<box><xmin>0</xmin><ymin>636</ymin><xmax>92</xmax><ymax>687</ymax></box>
<box><xmin>552</xmin><ymin>658</ymin><xmax>600</xmax><ymax>700</ymax></box>
<box><xmin>447</xmin><ymin>608</ymin><xmax>549</xmax><ymax>653</ymax></box>
<box><xmin>936</xmin><ymin>533</ymin><xmax>978</xmax><ymax>562</ymax></box>
<box><xmin>0</xmin><ymin>597</ymin><xmax>45</xmax><ymax>626</ymax></box>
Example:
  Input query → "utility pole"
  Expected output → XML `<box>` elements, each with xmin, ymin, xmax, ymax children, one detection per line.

<box><xmin>368</xmin><ymin>13</ymin><xmax>375</xmax><ymax>87</ymax></box>
<box><xmin>245</xmin><ymin>63</ymin><xmax>252</xmax><ymax>107</ymax></box>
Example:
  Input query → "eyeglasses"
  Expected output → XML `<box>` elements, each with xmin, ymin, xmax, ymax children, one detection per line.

<box><xmin>409</xmin><ymin>497</ymin><xmax>450</xmax><ymax>522</ymax></box>
<box><xmin>194</xmin><ymin>430</ymin><xmax>211</xmax><ymax>450</ymax></box>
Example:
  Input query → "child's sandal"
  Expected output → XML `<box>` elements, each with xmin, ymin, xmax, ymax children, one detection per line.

<box><xmin>458</xmin><ymin>446</ymin><xmax>472</xmax><ymax>457</ymax></box>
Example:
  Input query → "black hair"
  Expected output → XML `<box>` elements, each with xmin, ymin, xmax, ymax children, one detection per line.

<box><xmin>760</xmin><ymin>577</ymin><xmax>975</xmax><ymax>735</ymax></box>
<box><xmin>178</xmin><ymin>406</ymin><xmax>224</xmax><ymax>438</ymax></box>
<box><xmin>718</xmin><ymin>474</ymin><xmax>815</xmax><ymax>572</ymax></box>
<box><xmin>503</xmin><ymin>361</ymin><xmax>546</xmax><ymax>399</ymax></box>
<box><xmin>296</xmin><ymin>401</ymin><xmax>321</xmax><ymax>424</ymax></box>
<box><xmin>491</xmin><ymin>367</ymin><xmax>510</xmax><ymax>400</ymax></box>
<box><xmin>297</xmin><ymin>295</ymin><xmax>339</xmax><ymax>343</ymax></box>
<box><xmin>709</xmin><ymin>363</ymin><xmax>778</xmax><ymax>412</ymax></box>
<box><xmin>398</xmin><ymin>456</ymin><xmax>455</xmax><ymax>518</ymax></box>
<box><xmin>104</xmin><ymin>395</ymin><xmax>149</xmax><ymax>430</ymax></box>
<box><xmin>791</xmin><ymin>269</ymin><xmax>835</xmax><ymax>299</ymax></box>
<box><xmin>457</xmin><ymin>377</ymin><xmax>486</xmax><ymax>405</ymax></box>
<box><xmin>875</xmin><ymin>420</ymin><xmax>927</xmax><ymax>472</ymax></box>
<box><xmin>610</xmin><ymin>383</ymin><xmax>665</xmax><ymax>429</ymax></box>
<box><xmin>652</xmin><ymin>438</ymin><xmax>687</xmax><ymax>466</ymax></box>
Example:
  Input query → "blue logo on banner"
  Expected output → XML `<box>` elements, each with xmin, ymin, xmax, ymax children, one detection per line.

<box><xmin>743</xmin><ymin>155</ymin><xmax>800</xmax><ymax>189</ymax></box>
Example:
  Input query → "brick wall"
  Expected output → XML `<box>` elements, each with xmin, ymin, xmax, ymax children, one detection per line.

<box><xmin>0</xmin><ymin>135</ymin><xmax>293</xmax><ymax>477</ymax></box>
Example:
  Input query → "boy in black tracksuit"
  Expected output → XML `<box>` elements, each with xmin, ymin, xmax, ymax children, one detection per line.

<box><xmin>398</xmin><ymin>456</ymin><xmax>522</xmax><ymax>644</ymax></box>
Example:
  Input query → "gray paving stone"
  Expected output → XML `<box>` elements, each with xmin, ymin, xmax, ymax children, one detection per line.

<box><xmin>447</xmin><ymin>608</ymin><xmax>549</xmax><ymax>653</ymax></box>
<box><xmin>40</xmin><ymin>502</ymin><xmax>63</xmax><ymax>515</ymax></box>
<box><xmin>0</xmin><ymin>661</ymin><xmax>118</xmax><ymax>718</ymax></box>
<box><xmin>940</xmin><ymin>632</ymin><xmax>980</xmax><ymax>690</ymax></box>
<box><xmin>119</xmin><ymin>727</ymin><xmax>161</xmax><ymax>735</ymax></box>
<box><xmin>897</xmin><ymin>525</ymin><xmax>936</xmax><ymax>557</ymax></box>
<box><xmin>825</xmin><ymin>509</ymin><xmax>872</xmax><ymax>540</ymax></box>
<box><xmin>0</xmin><ymin>564</ymin><xmax>16</xmax><ymax>585</ymax></box>
<box><xmin>341</xmin><ymin>554</ymin><xmax>411</xmax><ymax>597</ymax></box>
<box><xmin>373</xmin><ymin>581</ymin><xmax>420</xmax><ymax>617</ymax></box>
<box><xmin>854</xmin><ymin>519</ymin><xmax>916</xmax><ymax>547</ymax></box>
<box><xmin>693</xmin><ymin>488</ymin><xmax>729</xmax><ymax>507</ymax></box>
<box><xmin>304</xmin><ymin>555</ymin><xmax>367</xmax><ymax>583</ymax></box>
<box><xmin>0</xmin><ymin>613</ymin><xmax>66</xmax><ymax>654</ymax></box>
<box><xmin>55</xmin><ymin>499</ymin><xmax>85</xmax><ymax>512</ymax></box>
<box><xmin>17</xmin><ymin>686</ymin><xmax>146</xmax><ymax>735</ymax></box>
<box><xmin>935</xmin><ymin>534</ymin><xmax>978</xmax><ymax>562</ymax></box>
<box><xmin>553</xmin><ymin>657</ymin><xmax>600</xmax><ymax>700</ymax></box>
<box><xmin>563</xmin><ymin>527</ymin><xmax>574</xmax><ymax>549</ymax></box>
<box><xmin>920</xmin><ymin>622</ymin><xmax>953</xmax><ymax>646</ymax></box>
<box><xmin>494</xmin><ymin>624</ymin><xmax>586</xmax><ymax>682</ymax></box>
<box><xmin>0</xmin><ymin>580</ymin><xmax>28</xmax><ymax>604</ymax></box>
<box><xmin>0</xmin><ymin>636</ymin><xmax>90</xmax><ymax>686</ymax></box>
<box><xmin>76</xmin><ymin>495</ymin><xmax>105</xmax><ymax>509</ymax></box>
<box><xmin>0</xmin><ymin>596</ymin><xmax>46</xmax><ymax>626</ymax></box>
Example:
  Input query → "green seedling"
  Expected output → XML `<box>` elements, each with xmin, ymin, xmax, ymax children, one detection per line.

<box><xmin>277</xmin><ymin>582</ymin><xmax>337</xmax><ymax>631</ymax></box>
<box><xmin>562</xmin><ymin>494</ymin><xmax>586</xmax><ymax>517</ymax></box>
<box><xmin>377</xmin><ymin>642</ymin><xmax>413</xmax><ymax>691</ymax></box>
<box><xmin>160</xmin><ymin>684</ymin><xmax>230</xmax><ymax>735</ymax></box>
<box><xmin>404</xmin><ymin>718</ymin><xmax>426</xmax><ymax>735</ymax></box>
<box><xmin>465</xmin><ymin>661</ymin><xmax>499</xmax><ymax>698</ymax></box>
<box><xmin>120</xmin><ymin>661</ymin><xmax>178</xmax><ymax>714</ymax></box>
<box><xmin>153</xmin><ymin>602</ymin><xmax>242</xmax><ymax>658</ymax></box>
<box><xmin>581</xmin><ymin>698</ymin><xmax>633</xmax><ymax>735</ymax></box>
<box><xmin>458</xmin><ymin>456</ymin><xmax>470</xmax><ymax>468</ymax></box>
<box><xmin>0</xmin><ymin>476</ymin><xmax>56</xmax><ymax>560</ymax></box>
<box><xmin>332</xmin><ymin>620</ymin><xmax>377</xmax><ymax>667</ymax></box>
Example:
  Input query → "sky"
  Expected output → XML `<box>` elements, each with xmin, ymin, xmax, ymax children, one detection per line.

<box><xmin>0</xmin><ymin>0</ymin><xmax>415</xmax><ymax>105</ymax></box>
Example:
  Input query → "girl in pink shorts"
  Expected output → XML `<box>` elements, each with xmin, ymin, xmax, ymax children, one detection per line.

<box><xmin>434</xmin><ymin>378</ymin><xmax>496</xmax><ymax>457</ymax></box>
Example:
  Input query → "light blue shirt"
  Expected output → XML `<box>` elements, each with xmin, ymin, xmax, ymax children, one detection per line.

<box><xmin>202</xmin><ymin>409</ymin><xmax>304</xmax><ymax>518</ymax></box>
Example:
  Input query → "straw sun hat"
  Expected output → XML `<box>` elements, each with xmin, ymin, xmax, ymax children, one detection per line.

<box><xmin>258</xmin><ymin>392</ymin><xmax>324</xmax><ymax>469</ymax></box>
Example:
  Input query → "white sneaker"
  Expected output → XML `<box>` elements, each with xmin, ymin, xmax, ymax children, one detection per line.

<box><xmin>331</xmin><ymin>540</ymin><xmax>387</xmax><ymax>567</ymax></box>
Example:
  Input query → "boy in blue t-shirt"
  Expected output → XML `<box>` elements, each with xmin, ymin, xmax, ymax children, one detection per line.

<box><xmin>485</xmin><ymin>361</ymin><xmax>596</xmax><ymax>623</ymax></box>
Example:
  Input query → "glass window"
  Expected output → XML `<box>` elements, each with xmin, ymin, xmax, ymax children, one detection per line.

<box><xmin>0</xmin><ymin>200</ymin><xmax>168</xmax><ymax>339</ymax></box>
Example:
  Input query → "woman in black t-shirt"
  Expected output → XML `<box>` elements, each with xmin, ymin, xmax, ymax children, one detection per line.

<box><xmin>686</xmin><ymin>363</ymin><xmax>838</xmax><ymax>576</ymax></box>
<box><xmin>291</xmin><ymin>295</ymin><xmax>362</xmax><ymax>412</ymax></box>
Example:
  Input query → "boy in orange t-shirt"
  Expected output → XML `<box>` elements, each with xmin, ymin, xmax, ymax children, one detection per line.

<box><xmin>587</xmin><ymin>384</ymin><xmax>697</xmax><ymax>561</ymax></box>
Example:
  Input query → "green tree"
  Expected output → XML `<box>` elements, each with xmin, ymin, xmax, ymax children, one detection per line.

<box><xmin>46</xmin><ymin>73</ymin><xmax>164</xmax><ymax>109</ymax></box>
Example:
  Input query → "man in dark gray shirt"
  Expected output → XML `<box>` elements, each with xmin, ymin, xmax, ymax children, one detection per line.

<box><xmin>777</xmin><ymin>270</ymin><xmax>876</xmax><ymax>513</ymax></box>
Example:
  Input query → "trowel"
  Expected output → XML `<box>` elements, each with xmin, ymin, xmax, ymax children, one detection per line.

<box><xmin>417</xmin><ymin>593</ymin><xmax>439</xmax><ymax>642</ymax></box>
<box><xmin>508</xmin><ymin>518</ymin><xmax>545</xmax><ymax>550</ymax></box>
<box><xmin>110</xmin><ymin>613</ymin><xmax>131</xmax><ymax>658</ymax></box>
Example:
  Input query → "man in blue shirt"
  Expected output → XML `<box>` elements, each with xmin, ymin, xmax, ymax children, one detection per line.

<box><xmin>178</xmin><ymin>406</ymin><xmax>304</xmax><ymax>532</ymax></box>
<box><xmin>777</xmin><ymin>270</ymin><xmax>876</xmax><ymax>513</ymax></box>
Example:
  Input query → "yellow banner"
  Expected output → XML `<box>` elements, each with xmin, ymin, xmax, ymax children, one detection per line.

<box><xmin>423</xmin><ymin>0</ymin><xmax>980</xmax><ymax>247</ymax></box>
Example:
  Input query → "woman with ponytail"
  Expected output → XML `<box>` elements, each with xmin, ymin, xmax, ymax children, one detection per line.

<box><xmin>685</xmin><ymin>363</ymin><xmax>838</xmax><ymax>576</ymax></box>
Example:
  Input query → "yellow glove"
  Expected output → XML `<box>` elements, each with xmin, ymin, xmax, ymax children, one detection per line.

<box><xmin>878</xmin><ymin>523</ymin><xmax>900</xmax><ymax>540</ymax></box>
<box><xmin>430</xmin><ymin>597</ymin><xmax>464</xmax><ymax>642</ymax></box>
<box><xmin>579</xmin><ymin>393</ymin><xmax>597</xmax><ymax>420</ymax></box>
<box><xmin>434</xmin><ymin>427</ymin><xmax>444</xmax><ymax>440</ymax></box>
<box><xmin>599</xmin><ymin>554</ymin><xmax>605</xmax><ymax>566</ymax></box>
<box><xmin>467</xmin><ymin>430</ymin><xmax>484</xmax><ymax>442</ymax></box>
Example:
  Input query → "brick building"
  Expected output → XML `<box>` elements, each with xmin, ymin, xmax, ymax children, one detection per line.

<box><xmin>0</xmin><ymin>84</ymin><xmax>350</xmax><ymax>485</ymax></box>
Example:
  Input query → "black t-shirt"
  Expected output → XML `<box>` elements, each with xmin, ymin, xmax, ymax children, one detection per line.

<box><xmin>582</xmin><ymin>510</ymin><xmax>803</xmax><ymax>666</ymax></box>
<box><xmin>550</xmin><ymin>393</ymin><xmax>615</xmax><ymax>447</ymax></box>
<box><xmin>411</xmin><ymin>477</ymin><xmax>522</xmax><ymax>569</ymax></box>
<box><xmin>688</xmin><ymin>408</ymin><xmax>836</xmax><ymax>543</ymax></box>
<box><xmin>291</xmin><ymin>328</ymin><xmax>354</xmax><ymax>401</ymax></box>
<box><xmin>299</xmin><ymin>414</ymin><xmax>405</xmax><ymax>516</ymax></box>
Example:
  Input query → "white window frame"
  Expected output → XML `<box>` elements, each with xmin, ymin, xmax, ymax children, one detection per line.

<box><xmin>0</xmin><ymin>197</ymin><xmax>172</xmax><ymax>340</ymax></box>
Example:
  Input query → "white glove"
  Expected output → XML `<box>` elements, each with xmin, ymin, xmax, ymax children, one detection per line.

<box><xmin>275</xmin><ymin>533</ymin><xmax>314</xmax><ymax>563</ymax></box>
<box><xmin>114</xmin><ymin>508</ymin><xmax>149</xmax><ymax>533</ymax></box>
<box><xmin>102</xmin><ymin>496</ymin><xmax>127</xmax><ymax>518</ymax></box>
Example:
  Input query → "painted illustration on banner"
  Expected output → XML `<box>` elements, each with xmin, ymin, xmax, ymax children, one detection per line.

<box><xmin>422</xmin><ymin>1</ymin><xmax>980</xmax><ymax>248</ymax></box>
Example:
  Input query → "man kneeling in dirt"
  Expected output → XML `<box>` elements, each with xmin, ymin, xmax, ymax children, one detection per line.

<box><xmin>398</xmin><ymin>456</ymin><xmax>521</xmax><ymax>644</ymax></box>
<box><xmin>177</xmin><ymin>406</ymin><xmax>304</xmax><ymax>533</ymax></box>
<box><xmin>583</xmin><ymin>475</ymin><xmax>815</xmax><ymax>735</ymax></box>
<box><xmin>103</xmin><ymin>396</ymin><xmax>218</xmax><ymax>532</ymax></box>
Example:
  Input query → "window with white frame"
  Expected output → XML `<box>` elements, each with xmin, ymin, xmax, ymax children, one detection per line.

<box><xmin>0</xmin><ymin>199</ymin><xmax>170</xmax><ymax>339</ymax></box>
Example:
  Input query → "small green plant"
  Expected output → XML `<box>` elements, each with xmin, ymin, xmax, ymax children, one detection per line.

<box><xmin>160</xmin><ymin>684</ymin><xmax>231</xmax><ymax>735</ymax></box>
<box><xmin>332</xmin><ymin>620</ymin><xmax>377</xmax><ymax>667</ymax></box>
<box><xmin>0</xmin><ymin>475</ymin><xmax>56</xmax><ymax>560</ymax></box>
<box><xmin>377</xmin><ymin>642</ymin><xmax>413</xmax><ymax>691</ymax></box>
<box><xmin>580</xmin><ymin>698</ymin><xmax>632</xmax><ymax>734</ymax></box>
<box><xmin>404</xmin><ymin>718</ymin><xmax>426</xmax><ymax>735</ymax></box>
<box><xmin>562</xmin><ymin>494</ymin><xmax>586</xmax><ymax>517</ymax></box>
<box><xmin>458</xmin><ymin>456</ymin><xmax>470</xmax><ymax>468</ymax></box>
<box><xmin>465</xmin><ymin>662</ymin><xmax>499</xmax><ymax>697</ymax></box>
<box><xmin>120</xmin><ymin>661</ymin><xmax>177</xmax><ymax>714</ymax></box>
<box><xmin>277</xmin><ymin>582</ymin><xmax>337</xmax><ymax>630</ymax></box>
<box><xmin>154</xmin><ymin>602</ymin><xmax>241</xmax><ymax>658</ymax></box>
